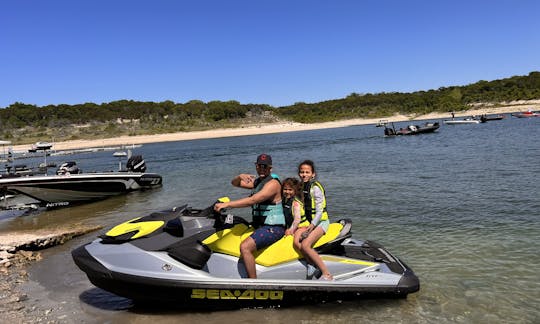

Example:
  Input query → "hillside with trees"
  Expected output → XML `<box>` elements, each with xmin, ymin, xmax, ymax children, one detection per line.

<box><xmin>1</xmin><ymin>71</ymin><xmax>539</xmax><ymax>145</ymax></box>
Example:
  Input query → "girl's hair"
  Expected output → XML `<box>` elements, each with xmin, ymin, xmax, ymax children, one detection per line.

<box><xmin>298</xmin><ymin>159</ymin><xmax>316</xmax><ymax>174</ymax></box>
<box><xmin>282</xmin><ymin>177</ymin><xmax>302</xmax><ymax>199</ymax></box>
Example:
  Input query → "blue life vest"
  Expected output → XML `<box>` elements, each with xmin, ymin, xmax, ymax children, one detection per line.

<box><xmin>251</xmin><ymin>173</ymin><xmax>285</xmax><ymax>227</ymax></box>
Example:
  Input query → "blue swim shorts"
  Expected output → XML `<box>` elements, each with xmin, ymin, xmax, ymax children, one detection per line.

<box><xmin>251</xmin><ymin>225</ymin><xmax>285</xmax><ymax>250</ymax></box>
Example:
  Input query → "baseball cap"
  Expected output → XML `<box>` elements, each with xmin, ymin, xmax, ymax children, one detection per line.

<box><xmin>255</xmin><ymin>153</ymin><xmax>272</xmax><ymax>166</ymax></box>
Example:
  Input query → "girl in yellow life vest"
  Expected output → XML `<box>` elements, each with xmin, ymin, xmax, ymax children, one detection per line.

<box><xmin>295</xmin><ymin>160</ymin><xmax>333</xmax><ymax>281</ymax></box>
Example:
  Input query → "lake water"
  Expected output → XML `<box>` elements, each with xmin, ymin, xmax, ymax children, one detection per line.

<box><xmin>1</xmin><ymin>116</ymin><xmax>539</xmax><ymax>323</ymax></box>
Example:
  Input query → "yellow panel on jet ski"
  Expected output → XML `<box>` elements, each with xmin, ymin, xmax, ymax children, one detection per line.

<box><xmin>255</xmin><ymin>222</ymin><xmax>343</xmax><ymax>266</ymax></box>
<box><xmin>203</xmin><ymin>222</ymin><xmax>344</xmax><ymax>267</ymax></box>
<box><xmin>105</xmin><ymin>217</ymin><xmax>165</xmax><ymax>239</ymax></box>
<box><xmin>202</xmin><ymin>223</ymin><xmax>251</xmax><ymax>247</ymax></box>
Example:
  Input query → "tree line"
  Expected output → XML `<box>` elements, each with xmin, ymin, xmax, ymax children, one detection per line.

<box><xmin>1</xmin><ymin>71</ymin><xmax>539</xmax><ymax>144</ymax></box>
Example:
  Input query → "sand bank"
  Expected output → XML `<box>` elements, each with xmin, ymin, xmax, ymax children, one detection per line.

<box><xmin>11</xmin><ymin>101</ymin><xmax>540</xmax><ymax>152</ymax></box>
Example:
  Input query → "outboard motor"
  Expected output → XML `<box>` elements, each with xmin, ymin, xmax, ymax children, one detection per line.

<box><xmin>126</xmin><ymin>155</ymin><xmax>146</xmax><ymax>173</ymax></box>
<box><xmin>384</xmin><ymin>127</ymin><xmax>396</xmax><ymax>136</ymax></box>
<box><xmin>56</xmin><ymin>161</ymin><xmax>81</xmax><ymax>175</ymax></box>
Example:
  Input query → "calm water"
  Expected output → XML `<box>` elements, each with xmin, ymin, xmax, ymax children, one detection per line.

<box><xmin>2</xmin><ymin>116</ymin><xmax>539</xmax><ymax>323</ymax></box>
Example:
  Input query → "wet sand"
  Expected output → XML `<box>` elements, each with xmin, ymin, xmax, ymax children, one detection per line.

<box><xmin>0</xmin><ymin>225</ymin><xmax>102</xmax><ymax>323</ymax></box>
<box><xmin>11</xmin><ymin>101</ymin><xmax>539</xmax><ymax>152</ymax></box>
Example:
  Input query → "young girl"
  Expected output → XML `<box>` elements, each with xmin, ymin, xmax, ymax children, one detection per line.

<box><xmin>295</xmin><ymin>160</ymin><xmax>333</xmax><ymax>280</ymax></box>
<box><xmin>282</xmin><ymin>177</ymin><xmax>309</xmax><ymax>237</ymax></box>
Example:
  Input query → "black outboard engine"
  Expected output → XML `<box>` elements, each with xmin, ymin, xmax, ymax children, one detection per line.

<box><xmin>56</xmin><ymin>161</ymin><xmax>81</xmax><ymax>175</ymax></box>
<box><xmin>126</xmin><ymin>155</ymin><xmax>146</xmax><ymax>173</ymax></box>
<box><xmin>384</xmin><ymin>127</ymin><xmax>396</xmax><ymax>136</ymax></box>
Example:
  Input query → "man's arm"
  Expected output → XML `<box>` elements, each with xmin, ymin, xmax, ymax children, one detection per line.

<box><xmin>231</xmin><ymin>174</ymin><xmax>256</xmax><ymax>189</ymax></box>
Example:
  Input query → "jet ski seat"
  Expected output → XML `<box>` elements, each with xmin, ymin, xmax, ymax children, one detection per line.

<box><xmin>203</xmin><ymin>219</ymin><xmax>352</xmax><ymax>267</ymax></box>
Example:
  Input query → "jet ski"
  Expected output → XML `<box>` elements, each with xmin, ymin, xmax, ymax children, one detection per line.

<box><xmin>72</xmin><ymin>198</ymin><xmax>420</xmax><ymax>308</ymax></box>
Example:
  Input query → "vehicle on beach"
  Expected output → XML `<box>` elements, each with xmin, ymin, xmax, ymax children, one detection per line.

<box><xmin>72</xmin><ymin>198</ymin><xmax>420</xmax><ymax>308</ymax></box>
<box><xmin>383</xmin><ymin>122</ymin><xmax>440</xmax><ymax>136</ymax></box>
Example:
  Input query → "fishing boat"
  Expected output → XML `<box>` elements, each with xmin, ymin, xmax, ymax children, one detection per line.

<box><xmin>72</xmin><ymin>198</ymin><xmax>420</xmax><ymax>308</ymax></box>
<box><xmin>479</xmin><ymin>114</ymin><xmax>506</xmax><ymax>122</ymax></box>
<box><xmin>511</xmin><ymin>111</ymin><xmax>540</xmax><ymax>118</ymax></box>
<box><xmin>28</xmin><ymin>141</ymin><xmax>53</xmax><ymax>153</ymax></box>
<box><xmin>0</xmin><ymin>153</ymin><xmax>162</xmax><ymax>209</ymax></box>
<box><xmin>384</xmin><ymin>122</ymin><xmax>440</xmax><ymax>136</ymax></box>
<box><xmin>443</xmin><ymin>118</ymin><xmax>480</xmax><ymax>125</ymax></box>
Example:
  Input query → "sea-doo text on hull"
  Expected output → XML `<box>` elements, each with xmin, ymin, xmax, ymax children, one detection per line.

<box><xmin>72</xmin><ymin>199</ymin><xmax>420</xmax><ymax>308</ymax></box>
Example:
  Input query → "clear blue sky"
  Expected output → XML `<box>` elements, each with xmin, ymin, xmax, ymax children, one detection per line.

<box><xmin>2</xmin><ymin>0</ymin><xmax>539</xmax><ymax>108</ymax></box>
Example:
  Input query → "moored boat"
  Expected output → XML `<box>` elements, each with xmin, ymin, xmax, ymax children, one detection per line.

<box><xmin>384</xmin><ymin>122</ymin><xmax>440</xmax><ymax>136</ymax></box>
<box><xmin>479</xmin><ymin>114</ymin><xmax>506</xmax><ymax>122</ymax></box>
<box><xmin>0</xmin><ymin>154</ymin><xmax>162</xmax><ymax>209</ymax></box>
<box><xmin>443</xmin><ymin>118</ymin><xmax>480</xmax><ymax>125</ymax></box>
<box><xmin>511</xmin><ymin>111</ymin><xmax>540</xmax><ymax>118</ymax></box>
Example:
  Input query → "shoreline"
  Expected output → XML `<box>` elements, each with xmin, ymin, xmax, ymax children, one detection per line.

<box><xmin>10</xmin><ymin>101</ymin><xmax>540</xmax><ymax>152</ymax></box>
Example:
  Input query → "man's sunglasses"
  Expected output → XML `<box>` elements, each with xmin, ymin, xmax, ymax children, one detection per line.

<box><xmin>256</xmin><ymin>164</ymin><xmax>269</xmax><ymax>169</ymax></box>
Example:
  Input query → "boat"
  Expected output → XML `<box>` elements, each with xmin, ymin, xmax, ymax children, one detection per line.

<box><xmin>511</xmin><ymin>111</ymin><xmax>540</xmax><ymax>118</ymax></box>
<box><xmin>375</xmin><ymin>120</ymin><xmax>389</xmax><ymax>127</ymax></box>
<box><xmin>72</xmin><ymin>198</ymin><xmax>420</xmax><ymax>308</ymax></box>
<box><xmin>443</xmin><ymin>117</ymin><xmax>480</xmax><ymax>125</ymax></box>
<box><xmin>0</xmin><ymin>154</ymin><xmax>162</xmax><ymax>209</ymax></box>
<box><xmin>479</xmin><ymin>114</ymin><xmax>506</xmax><ymax>122</ymax></box>
<box><xmin>384</xmin><ymin>122</ymin><xmax>440</xmax><ymax>136</ymax></box>
<box><xmin>28</xmin><ymin>141</ymin><xmax>53</xmax><ymax>153</ymax></box>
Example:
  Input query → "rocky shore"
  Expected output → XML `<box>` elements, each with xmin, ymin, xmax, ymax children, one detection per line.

<box><xmin>0</xmin><ymin>226</ymin><xmax>102</xmax><ymax>323</ymax></box>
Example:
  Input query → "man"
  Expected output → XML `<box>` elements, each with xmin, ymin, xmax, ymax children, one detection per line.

<box><xmin>214</xmin><ymin>153</ymin><xmax>285</xmax><ymax>278</ymax></box>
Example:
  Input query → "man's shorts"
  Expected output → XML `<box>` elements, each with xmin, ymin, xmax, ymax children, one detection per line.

<box><xmin>251</xmin><ymin>225</ymin><xmax>285</xmax><ymax>250</ymax></box>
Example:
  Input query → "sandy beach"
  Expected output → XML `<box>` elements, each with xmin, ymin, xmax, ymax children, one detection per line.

<box><xmin>11</xmin><ymin>100</ymin><xmax>540</xmax><ymax>153</ymax></box>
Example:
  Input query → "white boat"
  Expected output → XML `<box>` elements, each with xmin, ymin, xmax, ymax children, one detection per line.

<box><xmin>0</xmin><ymin>154</ymin><xmax>162</xmax><ymax>209</ymax></box>
<box><xmin>28</xmin><ymin>141</ymin><xmax>53</xmax><ymax>152</ymax></box>
<box><xmin>443</xmin><ymin>118</ymin><xmax>480</xmax><ymax>125</ymax></box>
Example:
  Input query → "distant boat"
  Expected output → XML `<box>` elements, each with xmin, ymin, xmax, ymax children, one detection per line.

<box><xmin>480</xmin><ymin>114</ymin><xmax>506</xmax><ymax>122</ymax></box>
<box><xmin>384</xmin><ymin>122</ymin><xmax>440</xmax><ymax>136</ymax></box>
<box><xmin>511</xmin><ymin>111</ymin><xmax>540</xmax><ymax>118</ymax></box>
<box><xmin>375</xmin><ymin>120</ymin><xmax>388</xmax><ymax>127</ymax></box>
<box><xmin>29</xmin><ymin>141</ymin><xmax>53</xmax><ymax>153</ymax></box>
<box><xmin>444</xmin><ymin>118</ymin><xmax>480</xmax><ymax>125</ymax></box>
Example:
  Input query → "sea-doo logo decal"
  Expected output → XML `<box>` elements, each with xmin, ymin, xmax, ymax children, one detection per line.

<box><xmin>191</xmin><ymin>289</ymin><xmax>284</xmax><ymax>300</ymax></box>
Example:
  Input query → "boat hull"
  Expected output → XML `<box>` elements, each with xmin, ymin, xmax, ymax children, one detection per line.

<box><xmin>511</xmin><ymin>112</ymin><xmax>540</xmax><ymax>118</ymax></box>
<box><xmin>443</xmin><ymin>119</ymin><xmax>480</xmax><ymax>124</ymax></box>
<box><xmin>72</xmin><ymin>240</ymin><xmax>419</xmax><ymax>308</ymax></box>
<box><xmin>384</xmin><ymin>122</ymin><xmax>439</xmax><ymax>136</ymax></box>
<box><xmin>0</xmin><ymin>173</ymin><xmax>162</xmax><ymax>207</ymax></box>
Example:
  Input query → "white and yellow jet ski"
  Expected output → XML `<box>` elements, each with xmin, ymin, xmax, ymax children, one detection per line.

<box><xmin>72</xmin><ymin>198</ymin><xmax>419</xmax><ymax>308</ymax></box>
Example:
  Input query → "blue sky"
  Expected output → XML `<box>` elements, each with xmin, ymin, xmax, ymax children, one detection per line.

<box><xmin>2</xmin><ymin>0</ymin><xmax>539</xmax><ymax>108</ymax></box>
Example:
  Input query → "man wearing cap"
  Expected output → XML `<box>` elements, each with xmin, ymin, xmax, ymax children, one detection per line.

<box><xmin>214</xmin><ymin>153</ymin><xmax>286</xmax><ymax>278</ymax></box>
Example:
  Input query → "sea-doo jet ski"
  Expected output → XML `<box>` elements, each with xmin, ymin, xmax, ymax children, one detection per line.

<box><xmin>72</xmin><ymin>198</ymin><xmax>419</xmax><ymax>308</ymax></box>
